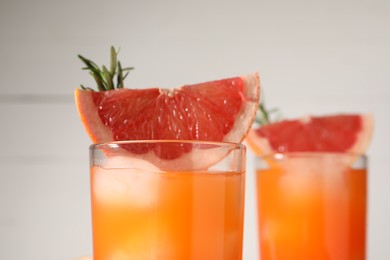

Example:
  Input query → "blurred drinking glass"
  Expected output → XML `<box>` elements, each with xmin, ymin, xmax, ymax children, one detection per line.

<box><xmin>255</xmin><ymin>152</ymin><xmax>367</xmax><ymax>260</ymax></box>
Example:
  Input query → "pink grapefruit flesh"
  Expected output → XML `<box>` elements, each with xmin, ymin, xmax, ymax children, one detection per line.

<box><xmin>246</xmin><ymin>114</ymin><xmax>373</xmax><ymax>156</ymax></box>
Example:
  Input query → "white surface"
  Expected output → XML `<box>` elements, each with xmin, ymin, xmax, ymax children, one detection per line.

<box><xmin>0</xmin><ymin>0</ymin><xmax>389</xmax><ymax>259</ymax></box>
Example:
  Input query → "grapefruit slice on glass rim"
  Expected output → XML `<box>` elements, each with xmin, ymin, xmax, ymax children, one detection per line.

<box><xmin>246</xmin><ymin>113</ymin><xmax>374</xmax><ymax>156</ymax></box>
<box><xmin>75</xmin><ymin>47</ymin><xmax>260</xmax><ymax>169</ymax></box>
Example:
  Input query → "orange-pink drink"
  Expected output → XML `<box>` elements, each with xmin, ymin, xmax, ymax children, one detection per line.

<box><xmin>256</xmin><ymin>153</ymin><xmax>367</xmax><ymax>260</ymax></box>
<box><xmin>90</xmin><ymin>141</ymin><xmax>246</xmax><ymax>260</ymax></box>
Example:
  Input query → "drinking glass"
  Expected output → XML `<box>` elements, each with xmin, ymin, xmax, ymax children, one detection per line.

<box><xmin>90</xmin><ymin>140</ymin><xmax>246</xmax><ymax>260</ymax></box>
<box><xmin>255</xmin><ymin>152</ymin><xmax>367</xmax><ymax>260</ymax></box>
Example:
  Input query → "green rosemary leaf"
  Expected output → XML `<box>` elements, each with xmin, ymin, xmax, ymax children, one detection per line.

<box><xmin>80</xmin><ymin>85</ymin><xmax>95</xmax><ymax>91</ymax></box>
<box><xmin>103</xmin><ymin>66</ymin><xmax>114</xmax><ymax>90</ymax></box>
<box><xmin>89</xmin><ymin>67</ymin><xmax>105</xmax><ymax>88</ymax></box>
<box><xmin>110</xmin><ymin>46</ymin><xmax>117</xmax><ymax>76</ymax></box>
<box><xmin>78</xmin><ymin>55</ymin><xmax>100</xmax><ymax>71</ymax></box>
<box><xmin>122</xmin><ymin>71</ymin><xmax>130</xmax><ymax>81</ymax></box>
<box><xmin>90</xmin><ymin>72</ymin><xmax>105</xmax><ymax>91</ymax></box>
<box><xmin>117</xmin><ymin>61</ymin><xmax>124</xmax><ymax>88</ymax></box>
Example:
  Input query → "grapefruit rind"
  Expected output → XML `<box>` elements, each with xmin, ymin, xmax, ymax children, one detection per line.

<box><xmin>348</xmin><ymin>113</ymin><xmax>374</xmax><ymax>155</ymax></box>
<box><xmin>75</xmin><ymin>89</ymin><xmax>112</xmax><ymax>144</ymax></box>
<box><xmin>246</xmin><ymin>130</ymin><xmax>272</xmax><ymax>156</ymax></box>
<box><xmin>224</xmin><ymin>73</ymin><xmax>260</xmax><ymax>143</ymax></box>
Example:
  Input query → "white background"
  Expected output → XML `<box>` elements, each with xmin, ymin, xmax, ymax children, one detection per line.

<box><xmin>0</xmin><ymin>0</ymin><xmax>389</xmax><ymax>259</ymax></box>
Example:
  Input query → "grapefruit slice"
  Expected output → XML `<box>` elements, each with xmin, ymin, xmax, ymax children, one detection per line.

<box><xmin>75</xmin><ymin>73</ymin><xmax>260</xmax><ymax>161</ymax></box>
<box><xmin>246</xmin><ymin>114</ymin><xmax>373</xmax><ymax>156</ymax></box>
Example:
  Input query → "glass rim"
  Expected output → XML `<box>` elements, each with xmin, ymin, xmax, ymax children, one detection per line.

<box><xmin>90</xmin><ymin>139</ymin><xmax>246</xmax><ymax>150</ymax></box>
<box><xmin>257</xmin><ymin>151</ymin><xmax>367</xmax><ymax>160</ymax></box>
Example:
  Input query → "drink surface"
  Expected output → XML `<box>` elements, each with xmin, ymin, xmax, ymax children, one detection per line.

<box><xmin>257</xmin><ymin>157</ymin><xmax>366</xmax><ymax>260</ymax></box>
<box><xmin>91</xmin><ymin>159</ymin><xmax>245</xmax><ymax>260</ymax></box>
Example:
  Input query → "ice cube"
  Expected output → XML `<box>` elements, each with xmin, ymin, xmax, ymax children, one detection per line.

<box><xmin>92</xmin><ymin>156</ymin><xmax>161</xmax><ymax>207</ymax></box>
<box><xmin>279</xmin><ymin>155</ymin><xmax>349</xmax><ymax>197</ymax></box>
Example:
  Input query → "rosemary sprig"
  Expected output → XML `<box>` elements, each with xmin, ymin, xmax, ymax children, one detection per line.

<box><xmin>78</xmin><ymin>46</ymin><xmax>134</xmax><ymax>91</ymax></box>
<box><xmin>255</xmin><ymin>99</ymin><xmax>281</xmax><ymax>126</ymax></box>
